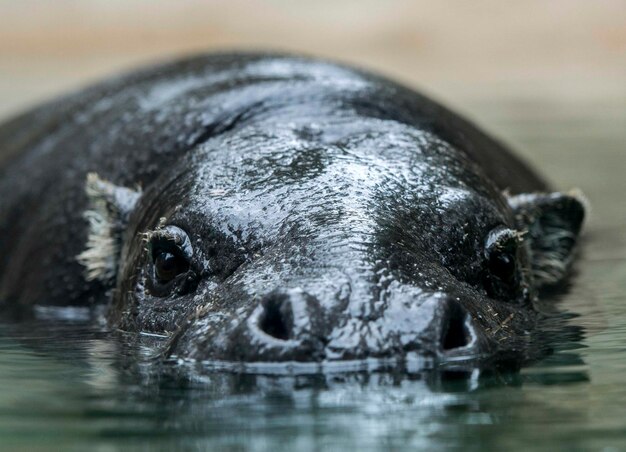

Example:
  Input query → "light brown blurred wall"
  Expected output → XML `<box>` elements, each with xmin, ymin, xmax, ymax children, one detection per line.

<box><xmin>0</xmin><ymin>0</ymin><xmax>624</xmax><ymax>125</ymax></box>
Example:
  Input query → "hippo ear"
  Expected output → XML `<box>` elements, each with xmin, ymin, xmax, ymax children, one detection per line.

<box><xmin>507</xmin><ymin>191</ymin><xmax>587</xmax><ymax>287</ymax></box>
<box><xmin>76</xmin><ymin>173</ymin><xmax>142</xmax><ymax>283</ymax></box>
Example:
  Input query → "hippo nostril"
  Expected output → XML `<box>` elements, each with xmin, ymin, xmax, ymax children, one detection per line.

<box><xmin>441</xmin><ymin>300</ymin><xmax>473</xmax><ymax>351</ymax></box>
<box><xmin>258</xmin><ymin>295</ymin><xmax>293</xmax><ymax>341</ymax></box>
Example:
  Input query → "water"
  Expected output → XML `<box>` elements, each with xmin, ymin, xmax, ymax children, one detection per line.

<box><xmin>0</xmin><ymin>99</ymin><xmax>625</xmax><ymax>451</ymax></box>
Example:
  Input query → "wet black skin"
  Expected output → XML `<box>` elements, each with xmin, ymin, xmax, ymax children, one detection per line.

<box><xmin>0</xmin><ymin>53</ymin><xmax>585</xmax><ymax>368</ymax></box>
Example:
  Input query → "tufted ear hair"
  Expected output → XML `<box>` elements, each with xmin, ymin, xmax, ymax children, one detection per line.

<box><xmin>507</xmin><ymin>191</ymin><xmax>587</xmax><ymax>287</ymax></box>
<box><xmin>76</xmin><ymin>173</ymin><xmax>141</xmax><ymax>283</ymax></box>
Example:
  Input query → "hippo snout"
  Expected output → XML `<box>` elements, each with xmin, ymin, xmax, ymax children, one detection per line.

<box><xmin>169</xmin><ymin>287</ymin><xmax>486</xmax><ymax>365</ymax></box>
<box><xmin>249</xmin><ymin>291</ymin><xmax>481</xmax><ymax>360</ymax></box>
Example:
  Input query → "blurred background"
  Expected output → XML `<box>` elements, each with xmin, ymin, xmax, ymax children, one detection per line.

<box><xmin>1</xmin><ymin>0</ymin><xmax>624</xmax><ymax>124</ymax></box>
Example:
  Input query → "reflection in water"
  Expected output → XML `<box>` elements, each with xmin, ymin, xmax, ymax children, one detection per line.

<box><xmin>0</xmin><ymin>308</ymin><xmax>590</xmax><ymax>451</ymax></box>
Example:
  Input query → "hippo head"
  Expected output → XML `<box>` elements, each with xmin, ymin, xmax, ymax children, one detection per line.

<box><xmin>80</xmin><ymin>118</ymin><xmax>585</xmax><ymax>368</ymax></box>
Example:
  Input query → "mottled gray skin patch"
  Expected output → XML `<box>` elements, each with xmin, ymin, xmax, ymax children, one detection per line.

<box><xmin>0</xmin><ymin>53</ymin><xmax>585</xmax><ymax>369</ymax></box>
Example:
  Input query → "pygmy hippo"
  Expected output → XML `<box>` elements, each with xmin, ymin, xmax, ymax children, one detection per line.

<box><xmin>0</xmin><ymin>53</ymin><xmax>586</xmax><ymax>369</ymax></box>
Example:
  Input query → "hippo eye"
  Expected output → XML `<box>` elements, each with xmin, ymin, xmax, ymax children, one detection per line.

<box><xmin>153</xmin><ymin>249</ymin><xmax>189</xmax><ymax>283</ymax></box>
<box><xmin>484</xmin><ymin>227</ymin><xmax>520</xmax><ymax>298</ymax></box>
<box><xmin>146</xmin><ymin>225</ymin><xmax>196</xmax><ymax>294</ymax></box>
<box><xmin>488</xmin><ymin>247</ymin><xmax>516</xmax><ymax>284</ymax></box>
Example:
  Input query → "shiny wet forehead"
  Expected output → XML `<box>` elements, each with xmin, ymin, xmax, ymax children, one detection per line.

<box><xmin>185</xmin><ymin>121</ymin><xmax>502</xmax><ymax>209</ymax></box>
